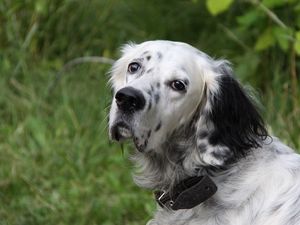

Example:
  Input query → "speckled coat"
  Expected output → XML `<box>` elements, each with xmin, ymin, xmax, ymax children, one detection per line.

<box><xmin>108</xmin><ymin>40</ymin><xmax>300</xmax><ymax>225</ymax></box>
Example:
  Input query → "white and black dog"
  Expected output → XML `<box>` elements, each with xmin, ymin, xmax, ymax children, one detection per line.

<box><xmin>108</xmin><ymin>40</ymin><xmax>300</xmax><ymax>225</ymax></box>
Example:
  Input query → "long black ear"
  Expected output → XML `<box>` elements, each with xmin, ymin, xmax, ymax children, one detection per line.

<box><xmin>207</xmin><ymin>66</ymin><xmax>268</xmax><ymax>159</ymax></box>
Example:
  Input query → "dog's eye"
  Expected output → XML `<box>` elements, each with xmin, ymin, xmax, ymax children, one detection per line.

<box><xmin>128</xmin><ymin>62</ymin><xmax>141</xmax><ymax>74</ymax></box>
<box><xmin>170</xmin><ymin>80</ymin><xmax>186</xmax><ymax>92</ymax></box>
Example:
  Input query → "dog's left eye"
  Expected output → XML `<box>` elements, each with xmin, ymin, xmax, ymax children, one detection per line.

<box><xmin>128</xmin><ymin>62</ymin><xmax>141</xmax><ymax>74</ymax></box>
<box><xmin>170</xmin><ymin>80</ymin><xmax>186</xmax><ymax>92</ymax></box>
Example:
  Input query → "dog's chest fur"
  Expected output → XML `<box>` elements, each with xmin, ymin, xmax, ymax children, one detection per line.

<box><xmin>147</xmin><ymin>139</ymin><xmax>300</xmax><ymax>225</ymax></box>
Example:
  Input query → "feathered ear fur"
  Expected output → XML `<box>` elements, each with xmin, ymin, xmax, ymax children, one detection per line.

<box><xmin>193</xmin><ymin>62</ymin><xmax>268</xmax><ymax>167</ymax></box>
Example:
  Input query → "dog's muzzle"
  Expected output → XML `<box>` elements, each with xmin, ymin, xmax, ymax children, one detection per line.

<box><xmin>110</xmin><ymin>87</ymin><xmax>146</xmax><ymax>142</ymax></box>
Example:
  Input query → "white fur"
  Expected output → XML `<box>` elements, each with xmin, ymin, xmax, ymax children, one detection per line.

<box><xmin>108</xmin><ymin>40</ymin><xmax>300</xmax><ymax>225</ymax></box>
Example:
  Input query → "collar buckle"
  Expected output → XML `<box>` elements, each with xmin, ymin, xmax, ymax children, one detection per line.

<box><xmin>157</xmin><ymin>191</ymin><xmax>166</xmax><ymax>201</ymax></box>
<box><xmin>155</xmin><ymin>190</ymin><xmax>171</xmax><ymax>208</ymax></box>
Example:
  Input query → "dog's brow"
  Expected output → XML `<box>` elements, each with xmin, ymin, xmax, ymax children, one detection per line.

<box><xmin>131</xmin><ymin>58</ymin><xmax>144</xmax><ymax>63</ymax></box>
<box><xmin>140</xmin><ymin>51</ymin><xmax>152</xmax><ymax>61</ymax></box>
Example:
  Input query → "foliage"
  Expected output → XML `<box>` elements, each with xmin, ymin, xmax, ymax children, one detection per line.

<box><xmin>206</xmin><ymin>0</ymin><xmax>299</xmax><ymax>53</ymax></box>
<box><xmin>206</xmin><ymin>0</ymin><xmax>234</xmax><ymax>15</ymax></box>
<box><xmin>0</xmin><ymin>0</ymin><xmax>299</xmax><ymax>224</ymax></box>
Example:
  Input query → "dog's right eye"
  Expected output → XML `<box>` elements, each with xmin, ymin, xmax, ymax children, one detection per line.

<box><xmin>128</xmin><ymin>62</ymin><xmax>141</xmax><ymax>74</ymax></box>
<box><xmin>170</xmin><ymin>80</ymin><xmax>187</xmax><ymax>92</ymax></box>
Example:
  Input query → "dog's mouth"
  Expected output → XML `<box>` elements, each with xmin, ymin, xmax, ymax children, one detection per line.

<box><xmin>110</xmin><ymin>121</ymin><xmax>149</xmax><ymax>152</ymax></box>
<box><xmin>111</xmin><ymin>121</ymin><xmax>133</xmax><ymax>141</ymax></box>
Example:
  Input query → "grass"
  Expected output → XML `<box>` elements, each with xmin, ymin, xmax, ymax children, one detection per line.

<box><xmin>0</xmin><ymin>60</ymin><xmax>299</xmax><ymax>225</ymax></box>
<box><xmin>0</xmin><ymin>63</ymin><xmax>155</xmax><ymax>225</ymax></box>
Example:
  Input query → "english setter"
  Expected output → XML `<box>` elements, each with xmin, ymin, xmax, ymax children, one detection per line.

<box><xmin>108</xmin><ymin>40</ymin><xmax>300</xmax><ymax>225</ymax></box>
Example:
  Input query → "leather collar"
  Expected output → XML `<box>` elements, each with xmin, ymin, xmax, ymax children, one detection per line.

<box><xmin>154</xmin><ymin>175</ymin><xmax>217</xmax><ymax>210</ymax></box>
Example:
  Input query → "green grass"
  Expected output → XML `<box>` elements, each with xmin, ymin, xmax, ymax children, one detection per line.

<box><xmin>0</xmin><ymin>64</ymin><xmax>155</xmax><ymax>225</ymax></box>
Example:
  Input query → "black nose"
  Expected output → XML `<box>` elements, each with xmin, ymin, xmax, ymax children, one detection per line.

<box><xmin>115</xmin><ymin>87</ymin><xmax>145</xmax><ymax>112</ymax></box>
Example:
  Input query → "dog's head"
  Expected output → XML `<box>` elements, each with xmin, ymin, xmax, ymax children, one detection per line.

<box><xmin>109</xmin><ymin>40</ymin><xmax>268</xmax><ymax>167</ymax></box>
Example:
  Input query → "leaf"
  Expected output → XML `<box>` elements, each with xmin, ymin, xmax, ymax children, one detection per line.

<box><xmin>206</xmin><ymin>0</ymin><xmax>234</xmax><ymax>16</ymax></box>
<box><xmin>35</xmin><ymin>0</ymin><xmax>47</xmax><ymax>15</ymax></box>
<box><xmin>254</xmin><ymin>28</ymin><xmax>276</xmax><ymax>51</ymax></box>
<box><xmin>294</xmin><ymin>31</ymin><xmax>300</xmax><ymax>55</ymax></box>
<box><xmin>273</xmin><ymin>27</ymin><xmax>291</xmax><ymax>52</ymax></box>
<box><xmin>237</xmin><ymin>10</ymin><xmax>261</xmax><ymax>28</ymax></box>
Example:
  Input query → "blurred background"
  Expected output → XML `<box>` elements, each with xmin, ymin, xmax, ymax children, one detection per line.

<box><xmin>0</xmin><ymin>0</ymin><xmax>299</xmax><ymax>224</ymax></box>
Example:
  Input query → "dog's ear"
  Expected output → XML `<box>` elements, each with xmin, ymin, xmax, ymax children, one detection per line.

<box><xmin>193</xmin><ymin>61</ymin><xmax>268</xmax><ymax>166</ymax></box>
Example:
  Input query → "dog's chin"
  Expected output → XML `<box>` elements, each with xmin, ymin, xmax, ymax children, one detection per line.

<box><xmin>110</xmin><ymin>121</ymin><xmax>147</xmax><ymax>152</ymax></box>
<box><xmin>132</xmin><ymin>136</ymin><xmax>149</xmax><ymax>153</ymax></box>
<box><xmin>110</xmin><ymin>121</ymin><xmax>133</xmax><ymax>141</ymax></box>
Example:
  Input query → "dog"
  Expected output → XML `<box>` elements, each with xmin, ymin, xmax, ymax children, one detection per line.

<box><xmin>108</xmin><ymin>40</ymin><xmax>300</xmax><ymax>225</ymax></box>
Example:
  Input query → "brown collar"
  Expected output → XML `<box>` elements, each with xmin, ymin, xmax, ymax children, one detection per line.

<box><xmin>154</xmin><ymin>176</ymin><xmax>217</xmax><ymax>210</ymax></box>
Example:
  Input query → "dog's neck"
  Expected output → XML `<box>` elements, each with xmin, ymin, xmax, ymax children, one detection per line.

<box><xmin>131</xmin><ymin>150</ymin><xmax>196</xmax><ymax>191</ymax></box>
<box><xmin>131</xmin><ymin>118</ymin><xmax>221</xmax><ymax>191</ymax></box>
<box><xmin>130</xmin><ymin>105</ymin><xmax>262</xmax><ymax>191</ymax></box>
<box><xmin>131</xmin><ymin>147</ymin><xmax>229</xmax><ymax>193</ymax></box>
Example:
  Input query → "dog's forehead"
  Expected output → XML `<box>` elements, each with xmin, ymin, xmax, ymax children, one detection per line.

<box><xmin>127</xmin><ymin>41</ymin><xmax>204</xmax><ymax>78</ymax></box>
<box><xmin>113</xmin><ymin>41</ymin><xmax>210</xmax><ymax>91</ymax></box>
<box><xmin>133</xmin><ymin>41</ymin><xmax>197</xmax><ymax>61</ymax></box>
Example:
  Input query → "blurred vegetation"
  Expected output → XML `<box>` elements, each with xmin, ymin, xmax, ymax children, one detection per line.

<box><xmin>0</xmin><ymin>0</ymin><xmax>299</xmax><ymax>224</ymax></box>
